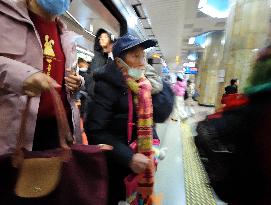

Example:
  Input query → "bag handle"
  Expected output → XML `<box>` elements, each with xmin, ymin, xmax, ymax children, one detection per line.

<box><xmin>127</xmin><ymin>89</ymin><xmax>134</xmax><ymax>144</ymax></box>
<box><xmin>12</xmin><ymin>87</ymin><xmax>73</xmax><ymax>167</ymax></box>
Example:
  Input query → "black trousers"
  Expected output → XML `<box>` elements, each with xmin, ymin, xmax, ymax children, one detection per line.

<box><xmin>107</xmin><ymin>159</ymin><xmax>131</xmax><ymax>205</ymax></box>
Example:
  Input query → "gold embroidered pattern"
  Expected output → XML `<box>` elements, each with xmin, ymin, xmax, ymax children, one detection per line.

<box><xmin>43</xmin><ymin>35</ymin><xmax>55</xmax><ymax>76</ymax></box>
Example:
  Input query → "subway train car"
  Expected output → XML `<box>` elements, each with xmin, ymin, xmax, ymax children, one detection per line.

<box><xmin>61</xmin><ymin>0</ymin><xmax>149</xmax><ymax>61</ymax></box>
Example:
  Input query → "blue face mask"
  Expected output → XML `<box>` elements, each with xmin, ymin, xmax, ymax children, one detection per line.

<box><xmin>117</xmin><ymin>58</ymin><xmax>145</xmax><ymax>80</ymax></box>
<box><xmin>128</xmin><ymin>68</ymin><xmax>145</xmax><ymax>80</ymax></box>
<box><xmin>37</xmin><ymin>0</ymin><xmax>71</xmax><ymax>15</ymax></box>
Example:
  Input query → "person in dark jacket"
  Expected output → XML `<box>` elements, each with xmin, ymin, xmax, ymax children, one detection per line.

<box><xmin>221</xmin><ymin>79</ymin><xmax>239</xmax><ymax>109</ymax></box>
<box><xmin>224</xmin><ymin>78</ymin><xmax>238</xmax><ymax>95</ymax></box>
<box><xmin>84</xmin><ymin>34</ymin><xmax>174</xmax><ymax>205</ymax></box>
<box><xmin>91</xmin><ymin>28</ymin><xmax>116</xmax><ymax>73</ymax></box>
<box><xmin>83</xmin><ymin>29</ymin><xmax>116</xmax><ymax>115</ymax></box>
<box><xmin>196</xmin><ymin>45</ymin><xmax>271</xmax><ymax>204</ymax></box>
<box><xmin>234</xmin><ymin>45</ymin><xmax>271</xmax><ymax>205</ymax></box>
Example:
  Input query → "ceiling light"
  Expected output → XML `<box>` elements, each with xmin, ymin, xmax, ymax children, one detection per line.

<box><xmin>194</xmin><ymin>33</ymin><xmax>208</xmax><ymax>48</ymax></box>
<box><xmin>198</xmin><ymin>0</ymin><xmax>230</xmax><ymax>18</ymax></box>
<box><xmin>65</xmin><ymin>11</ymin><xmax>95</xmax><ymax>37</ymax></box>
<box><xmin>187</xmin><ymin>52</ymin><xmax>198</xmax><ymax>61</ymax></box>
<box><xmin>188</xmin><ymin>37</ymin><xmax>196</xmax><ymax>45</ymax></box>
<box><xmin>147</xmin><ymin>18</ymin><xmax>152</xmax><ymax>26</ymax></box>
<box><xmin>76</xmin><ymin>46</ymin><xmax>94</xmax><ymax>57</ymax></box>
<box><xmin>127</xmin><ymin>15</ymin><xmax>138</xmax><ymax>29</ymax></box>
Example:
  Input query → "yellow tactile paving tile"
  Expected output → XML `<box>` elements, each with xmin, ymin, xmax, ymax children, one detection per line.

<box><xmin>181</xmin><ymin>122</ymin><xmax>216</xmax><ymax>205</ymax></box>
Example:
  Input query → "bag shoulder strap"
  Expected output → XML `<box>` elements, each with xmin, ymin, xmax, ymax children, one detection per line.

<box><xmin>13</xmin><ymin>88</ymin><xmax>72</xmax><ymax>168</ymax></box>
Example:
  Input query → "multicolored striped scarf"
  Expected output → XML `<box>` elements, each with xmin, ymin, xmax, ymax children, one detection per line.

<box><xmin>127</xmin><ymin>76</ymin><xmax>155</xmax><ymax>204</ymax></box>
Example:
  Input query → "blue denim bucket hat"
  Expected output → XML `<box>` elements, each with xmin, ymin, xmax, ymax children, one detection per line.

<box><xmin>113</xmin><ymin>33</ymin><xmax>157</xmax><ymax>58</ymax></box>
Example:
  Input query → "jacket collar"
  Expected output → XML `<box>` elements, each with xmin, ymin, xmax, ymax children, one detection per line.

<box><xmin>94</xmin><ymin>61</ymin><xmax>127</xmax><ymax>90</ymax></box>
<box><xmin>0</xmin><ymin>0</ymin><xmax>30</xmax><ymax>23</ymax></box>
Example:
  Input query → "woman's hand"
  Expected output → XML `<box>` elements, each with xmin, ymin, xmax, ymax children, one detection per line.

<box><xmin>23</xmin><ymin>72</ymin><xmax>60</xmax><ymax>97</ymax></box>
<box><xmin>65</xmin><ymin>68</ymin><xmax>82</xmax><ymax>92</ymax></box>
<box><xmin>129</xmin><ymin>153</ymin><xmax>150</xmax><ymax>174</ymax></box>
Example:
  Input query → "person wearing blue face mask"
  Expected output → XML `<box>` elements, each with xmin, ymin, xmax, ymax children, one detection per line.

<box><xmin>0</xmin><ymin>0</ymin><xmax>84</xmax><ymax>155</ymax></box>
<box><xmin>84</xmin><ymin>34</ymin><xmax>174</xmax><ymax>204</ymax></box>
<box><xmin>36</xmin><ymin>0</ymin><xmax>71</xmax><ymax>16</ymax></box>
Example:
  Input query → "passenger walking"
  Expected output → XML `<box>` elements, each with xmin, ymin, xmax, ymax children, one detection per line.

<box><xmin>0</xmin><ymin>0</ymin><xmax>84</xmax><ymax>154</ymax></box>
<box><xmin>185</xmin><ymin>79</ymin><xmax>196</xmax><ymax>116</ymax></box>
<box><xmin>84</xmin><ymin>34</ymin><xmax>174</xmax><ymax>205</ymax></box>
<box><xmin>171</xmin><ymin>75</ymin><xmax>188</xmax><ymax>121</ymax></box>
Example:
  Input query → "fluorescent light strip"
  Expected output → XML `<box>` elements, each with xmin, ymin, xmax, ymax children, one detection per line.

<box><xmin>76</xmin><ymin>46</ymin><xmax>94</xmax><ymax>57</ymax></box>
<box><xmin>65</xmin><ymin>11</ymin><xmax>96</xmax><ymax>37</ymax></box>
<box><xmin>188</xmin><ymin>37</ymin><xmax>195</xmax><ymax>44</ymax></box>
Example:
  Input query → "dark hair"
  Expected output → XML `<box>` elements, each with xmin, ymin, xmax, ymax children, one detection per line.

<box><xmin>177</xmin><ymin>76</ymin><xmax>183</xmax><ymax>81</ymax></box>
<box><xmin>118</xmin><ymin>45</ymin><xmax>144</xmax><ymax>60</ymax></box>
<box><xmin>94</xmin><ymin>28</ymin><xmax>115</xmax><ymax>52</ymax></box>
<box><xmin>230</xmin><ymin>79</ymin><xmax>238</xmax><ymax>85</ymax></box>
<box><xmin>78</xmin><ymin>58</ymin><xmax>87</xmax><ymax>64</ymax></box>
<box><xmin>118</xmin><ymin>52</ymin><xmax>126</xmax><ymax>61</ymax></box>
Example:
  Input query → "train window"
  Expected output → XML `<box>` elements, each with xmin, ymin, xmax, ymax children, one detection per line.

<box><xmin>61</xmin><ymin>0</ymin><xmax>121</xmax><ymax>61</ymax></box>
<box><xmin>69</xmin><ymin>0</ymin><xmax>120</xmax><ymax>36</ymax></box>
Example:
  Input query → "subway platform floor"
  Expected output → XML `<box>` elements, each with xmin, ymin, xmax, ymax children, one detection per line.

<box><xmin>154</xmin><ymin>105</ymin><xmax>227</xmax><ymax>205</ymax></box>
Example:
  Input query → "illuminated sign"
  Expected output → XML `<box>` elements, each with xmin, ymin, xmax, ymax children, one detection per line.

<box><xmin>183</xmin><ymin>62</ymin><xmax>196</xmax><ymax>67</ymax></box>
<box><xmin>184</xmin><ymin>67</ymin><xmax>198</xmax><ymax>74</ymax></box>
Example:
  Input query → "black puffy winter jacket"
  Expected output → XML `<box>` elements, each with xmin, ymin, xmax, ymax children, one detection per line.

<box><xmin>84</xmin><ymin>61</ymin><xmax>174</xmax><ymax>167</ymax></box>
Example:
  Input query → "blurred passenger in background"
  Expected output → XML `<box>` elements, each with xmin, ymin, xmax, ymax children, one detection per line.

<box><xmin>75</xmin><ymin>58</ymin><xmax>90</xmax><ymax>115</ymax></box>
<box><xmin>91</xmin><ymin>28</ymin><xmax>116</xmax><ymax>73</ymax></box>
<box><xmin>77</xmin><ymin>57</ymin><xmax>90</xmax><ymax>77</ymax></box>
<box><xmin>225</xmin><ymin>78</ymin><xmax>238</xmax><ymax>95</ymax></box>
<box><xmin>0</xmin><ymin>0</ymin><xmax>83</xmax><ymax>154</ymax></box>
<box><xmin>171</xmin><ymin>74</ymin><xmax>188</xmax><ymax>121</ymax></box>
<box><xmin>83</xmin><ymin>29</ymin><xmax>117</xmax><ymax>115</ymax></box>
<box><xmin>185</xmin><ymin>79</ymin><xmax>196</xmax><ymax>116</ymax></box>
<box><xmin>221</xmin><ymin>78</ymin><xmax>240</xmax><ymax>109</ymax></box>
<box><xmin>84</xmin><ymin>34</ymin><xmax>174</xmax><ymax>205</ymax></box>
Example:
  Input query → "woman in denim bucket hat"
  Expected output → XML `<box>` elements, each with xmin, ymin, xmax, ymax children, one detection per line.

<box><xmin>84</xmin><ymin>33</ymin><xmax>174</xmax><ymax>204</ymax></box>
